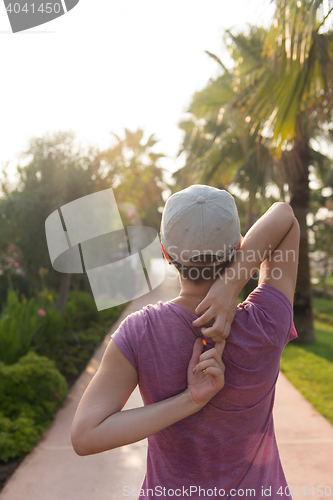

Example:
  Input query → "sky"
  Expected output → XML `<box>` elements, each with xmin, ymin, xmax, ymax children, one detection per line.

<box><xmin>0</xmin><ymin>0</ymin><xmax>275</xmax><ymax>188</ymax></box>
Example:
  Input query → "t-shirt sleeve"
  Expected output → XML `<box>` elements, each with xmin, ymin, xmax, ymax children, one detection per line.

<box><xmin>243</xmin><ymin>283</ymin><xmax>298</xmax><ymax>349</ymax></box>
<box><xmin>111</xmin><ymin>308</ymin><xmax>147</xmax><ymax>371</ymax></box>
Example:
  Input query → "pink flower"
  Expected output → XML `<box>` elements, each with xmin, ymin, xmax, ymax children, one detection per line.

<box><xmin>38</xmin><ymin>309</ymin><xmax>46</xmax><ymax>316</ymax></box>
<box><xmin>325</xmin><ymin>218</ymin><xmax>333</xmax><ymax>225</ymax></box>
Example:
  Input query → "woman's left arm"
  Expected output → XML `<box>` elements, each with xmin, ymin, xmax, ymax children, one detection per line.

<box><xmin>71</xmin><ymin>337</ymin><xmax>225</xmax><ymax>456</ymax></box>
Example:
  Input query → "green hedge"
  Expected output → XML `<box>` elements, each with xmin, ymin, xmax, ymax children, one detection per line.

<box><xmin>0</xmin><ymin>351</ymin><xmax>67</xmax><ymax>462</ymax></box>
<box><xmin>0</xmin><ymin>289</ymin><xmax>128</xmax><ymax>464</ymax></box>
<box><xmin>0</xmin><ymin>290</ymin><xmax>40</xmax><ymax>365</ymax></box>
<box><xmin>64</xmin><ymin>291</ymin><xmax>99</xmax><ymax>331</ymax></box>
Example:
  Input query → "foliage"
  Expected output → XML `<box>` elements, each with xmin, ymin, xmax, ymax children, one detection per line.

<box><xmin>309</xmin><ymin>186</ymin><xmax>333</xmax><ymax>290</ymax></box>
<box><xmin>0</xmin><ymin>272</ymin><xmax>29</xmax><ymax>313</ymax></box>
<box><xmin>0</xmin><ymin>131</ymin><xmax>108</xmax><ymax>297</ymax></box>
<box><xmin>63</xmin><ymin>290</ymin><xmax>99</xmax><ymax>331</ymax></box>
<box><xmin>36</xmin><ymin>286</ymin><xmax>57</xmax><ymax>310</ymax></box>
<box><xmin>30</xmin><ymin>301</ymin><xmax>68</xmax><ymax>360</ymax></box>
<box><xmin>175</xmin><ymin>2</ymin><xmax>333</xmax><ymax>342</ymax></box>
<box><xmin>245</xmin><ymin>0</ymin><xmax>333</xmax><ymax>146</ymax></box>
<box><xmin>222</xmin><ymin>1</ymin><xmax>333</xmax><ymax>197</ymax></box>
<box><xmin>175</xmin><ymin>27</ymin><xmax>287</xmax><ymax>232</ymax></box>
<box><xmin>0</xmin><ymin>287</ymin><xmax>127</xmax><ymax>463</ymax></box>
<box><xmin>313</xmin><ymin>296</ymin><xmax>333</xmax><ymax>316</ymax></box>
<box><xmin>97</xmin><ymin>128</ymin><xmax>168</xmax><ymax>231</ymax></box>
<box><xmin>0</xmin><ymin>351</ymin><xmax>67</xmax><ymax>462</ymax></box>
<box><xmin>0</xmin><ymin>289</ymin><xmax>40</xmax><ymax>365</ymax></box>
<box><xmin>0</xmin><ymin>289</ymin><xmax>126</xmax><ymax>464</ymax></box>
<box><xmin>32</xmin><ymin>296</ymin><xmax>127</xmax><ymax>387</ymax></box>
<box><xmin>177</xmin><ymin>15</ymin><xmax>333</xmax><ymax>193</ymax></box>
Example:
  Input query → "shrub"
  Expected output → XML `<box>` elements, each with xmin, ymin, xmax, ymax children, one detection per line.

<box><xmin>64</xmin><ymin>291</ymin><xmax>98</xmax><ymax>331</ymax></box>
<box><xmin>0</xmin><ymin>413</ymin><xmax>42</xmax><ymax>463</ymax></box>
<box><xmin>0</xmin><ymin>289</ymin><xmax>40</xmax><ymax>365</ymax></box>
<box><xmin>36</xmin><ymin>287</ymin><xmax>57</xmax><ymax>311</ymax></box>
<box><xmin>31</xmin><ymin>302</ymin><xmax>69</xmax><ymax>358</ymax></box>
<box><xmin>0</xmin><ymin>274</ymin><xmax>30</xmax><ymax>314</ymax></box>
<box><xmin>0</xmin><ymin>351</ymin><xmax>67</xmax><ymax>462</ymax></box>
<box><xmin>97</xmin><ymin>302</ymin><xmax>128</xmax><ymax>325</ymax></box>
<box><xmin>34</xmin><ymin>302</ymin><xmax>127</xmax><ymax>386</ymax></box>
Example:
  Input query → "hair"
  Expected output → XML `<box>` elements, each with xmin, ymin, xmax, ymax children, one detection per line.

<box><xmin>167</xmin><ymin>252</ymin><xmax>231</xmax><ymax>286</ymax></box>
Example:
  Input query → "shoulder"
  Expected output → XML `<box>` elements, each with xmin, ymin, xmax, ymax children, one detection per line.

<box><xmin>112</xmin><ymin>301</ymin><xmax>169</xmax><ymax>343</ymax></box>
<box><xmin>111</xmin><ymin>301</ymin><xmax>177</xmax><ymax>370</ymax></box>
<box><xmin>233</xmin><ymin>283</ymin><xmax>294</xmax><ymax>348</ymax></box>
<box><xmin>111</xmin><ymin>307</ymin><xmax>148</xmax><ymax>371</ymax></box>
<box><xmin>242</xmin><ymin>283</ymin><xmax>293</xmax><ymax>312</ymax></box>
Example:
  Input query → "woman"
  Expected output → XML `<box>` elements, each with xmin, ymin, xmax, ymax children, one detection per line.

<box><xmin>71</xmin><ymin>185</ymin><xmax>299</xmax><ymax>499</ymax></box>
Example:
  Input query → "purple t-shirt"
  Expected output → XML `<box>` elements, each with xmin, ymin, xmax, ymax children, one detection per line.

<box><xmin>112</xmin><ymin>283</ymin><xmax>297</xmax><ymax>499</ymax></box>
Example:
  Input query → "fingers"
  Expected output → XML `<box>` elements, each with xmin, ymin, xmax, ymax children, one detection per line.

<box><xmin>194</xmin><ymin>296</ymin><xmax>211</xmax><ymax>317</ymax></box>
<box><xmin>193</xmin><ymin>309</ymin><xmax>232</xmax><ymax>342</ymax></box>
<box><xmin>200</xmin><ymin>366</ymin><xmax>224</xmax><ymax>381</ymax></box>
<box><xmin>200</xmin><ymin>326</ymin><xmax>229</xmax><ymax>342</ymax></box>
<box><xmin>188</xmin><ymin>337</ymin><xmax>204</xmax><ymax>371</ymax></box>
<box><xmin>214</xmin><ymin>339</ymin><xmax>226</xmax><ymax>358</ymax></box>
<box><xmin>210</xmin><ymin>334</ymin><xmax>226</xmax><ymax>343</ymax></box>
<box><xmin>198</xmin><ymin>345</ymin><xmax>224</xmax><ymax>368</ymax></box>
<box><xmin>223</xmin><ymin>321</ymin><xmax>231</xmax><ymax>339</ymax></box>
<box><xmin>192</xmin><ymin>308</ymin><xmax>215</xmax><ymax>328</ymax></box>
<box><xmin>193</xmin><ymin>356</ymin><xmax>222</xmax><ymax>375</ymax></box>
<box><xmin>200</xmin><ymin>316</ymin><xmax>226</xmax><ymax>338</ymax></box>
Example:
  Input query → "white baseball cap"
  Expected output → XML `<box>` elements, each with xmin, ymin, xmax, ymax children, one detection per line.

<box><xmin>160</xmin><ymin>185</ymin><xmax>241</xmax><ymax>266</ymax></box>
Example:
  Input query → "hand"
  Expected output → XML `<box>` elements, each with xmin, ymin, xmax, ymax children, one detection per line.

<box><xmin>186</xmin><ymin>338</ymin><xmax>226</xmax><ymax>408</ymax></box>
<box><xmin>192</xmin><ymin>277</ymin><xmax>238</xmax><ymax>343</ymax></box>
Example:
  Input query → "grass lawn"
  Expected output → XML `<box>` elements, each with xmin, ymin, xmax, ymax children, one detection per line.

<box><xmin>280</xmin><ymin>319</ymin><xmax>333</xmax><ymax>426</ymax></box>
<box><xmin>312</xmin><ymin>297</ymin><xmax>333</xmax><ymax>316</ymax></box>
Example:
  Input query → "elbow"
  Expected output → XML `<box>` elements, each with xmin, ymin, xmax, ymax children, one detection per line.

<box><xmin>292</xmin><ymin>215</ymin><xmax>300</xmax><ymax>238</ymax></box>
<box><xmin>293</xmin><ymin>215</ymin><xmax>300</xmax><ymax>229</ymax></box>
<box><xmin>71</xmin><ymin>425</ymin><xmax>118</xmax><ymax>456</ymax></box>
<box><xmin>71</xmin><ymin>434</ymin><xmax>85</xmax><ymax>457</ymax></box>
<box><xmin>272</xmin><ymin>201</ymin><xmax>293</xmax><ymax>213</ymax></box>
<box><xmin>71</xmin><ymin>426</ymin><xmax>90</xmax><ymax>457</ymax></box>
<box><xmin>72</xmin><ymin>445</ymin><xmax>86</xmax><ymax>457</ymax></box>
<box><xmin>273</xmin><ymin>202</ymin><xmax>296</xmax><ymax>220</ymax></box>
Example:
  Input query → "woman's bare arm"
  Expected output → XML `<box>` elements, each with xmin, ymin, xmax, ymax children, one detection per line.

<box><xmin>71</xmin><ymin>338</ymin><xmax>225</xmax><ymax>456</ymax></box>
<box><xmin>192</xmin><ymin>202</ymin><xmax>299</xmax><ymax>342</ymax></box>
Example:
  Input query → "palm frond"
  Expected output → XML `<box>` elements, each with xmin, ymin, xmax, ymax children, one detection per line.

<box><xmin>205</xmin><ymin>51</ymin><xmax>229</xmax><ymax>72</ymax></box>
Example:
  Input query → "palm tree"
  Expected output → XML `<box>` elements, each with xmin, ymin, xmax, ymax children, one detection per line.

<box><xmin>97</xmin><ymin>128</ymin><xmax>168</xmax><ymax>231</ymax></box>
<box><xmin>225</xmin><ymin>1</ymin><xmax>333</xmax><ymax>342</ymax></box>
<box><xmin>177</xmin><ymin>9</ymin><xmax>333</xmax><ymax>341</ymax></box>
<box><xmin>176</xmin><ymin>29</ymin><xmax>287</xmax><ymax>297</ymax></box>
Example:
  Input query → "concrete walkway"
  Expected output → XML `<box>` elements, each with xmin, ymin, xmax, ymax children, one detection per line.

<box><xmin>1</xmin><ymin>263</ymin><xmax>333</xmax><ymax>500</ymax></box>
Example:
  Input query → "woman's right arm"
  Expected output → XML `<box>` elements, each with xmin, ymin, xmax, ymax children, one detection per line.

<box><xmin>71</xmin><ymin>338</ymin><xmax>225</xmax><ymax>456</ymax></box>
<box><xmin>192</xmin><ymin>202</ymin><xmax>300</xmax><ymax>342</ymax></box>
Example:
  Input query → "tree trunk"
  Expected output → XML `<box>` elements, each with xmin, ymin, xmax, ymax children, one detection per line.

<box><xmin>55</xmin><ymin>273</ymin><xmax>71</xmax><ymax>314</ymax></box>
<box><xmin>287</xmin><ymin>139</ymin><xmax>316</xmax><ymax>343</ymax></box>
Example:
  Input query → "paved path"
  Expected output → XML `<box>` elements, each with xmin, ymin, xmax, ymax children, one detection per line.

<box><xmin>1</xmin><ymin>262</ymin><xmax>333</xmax><ymax>499</ymax></box>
